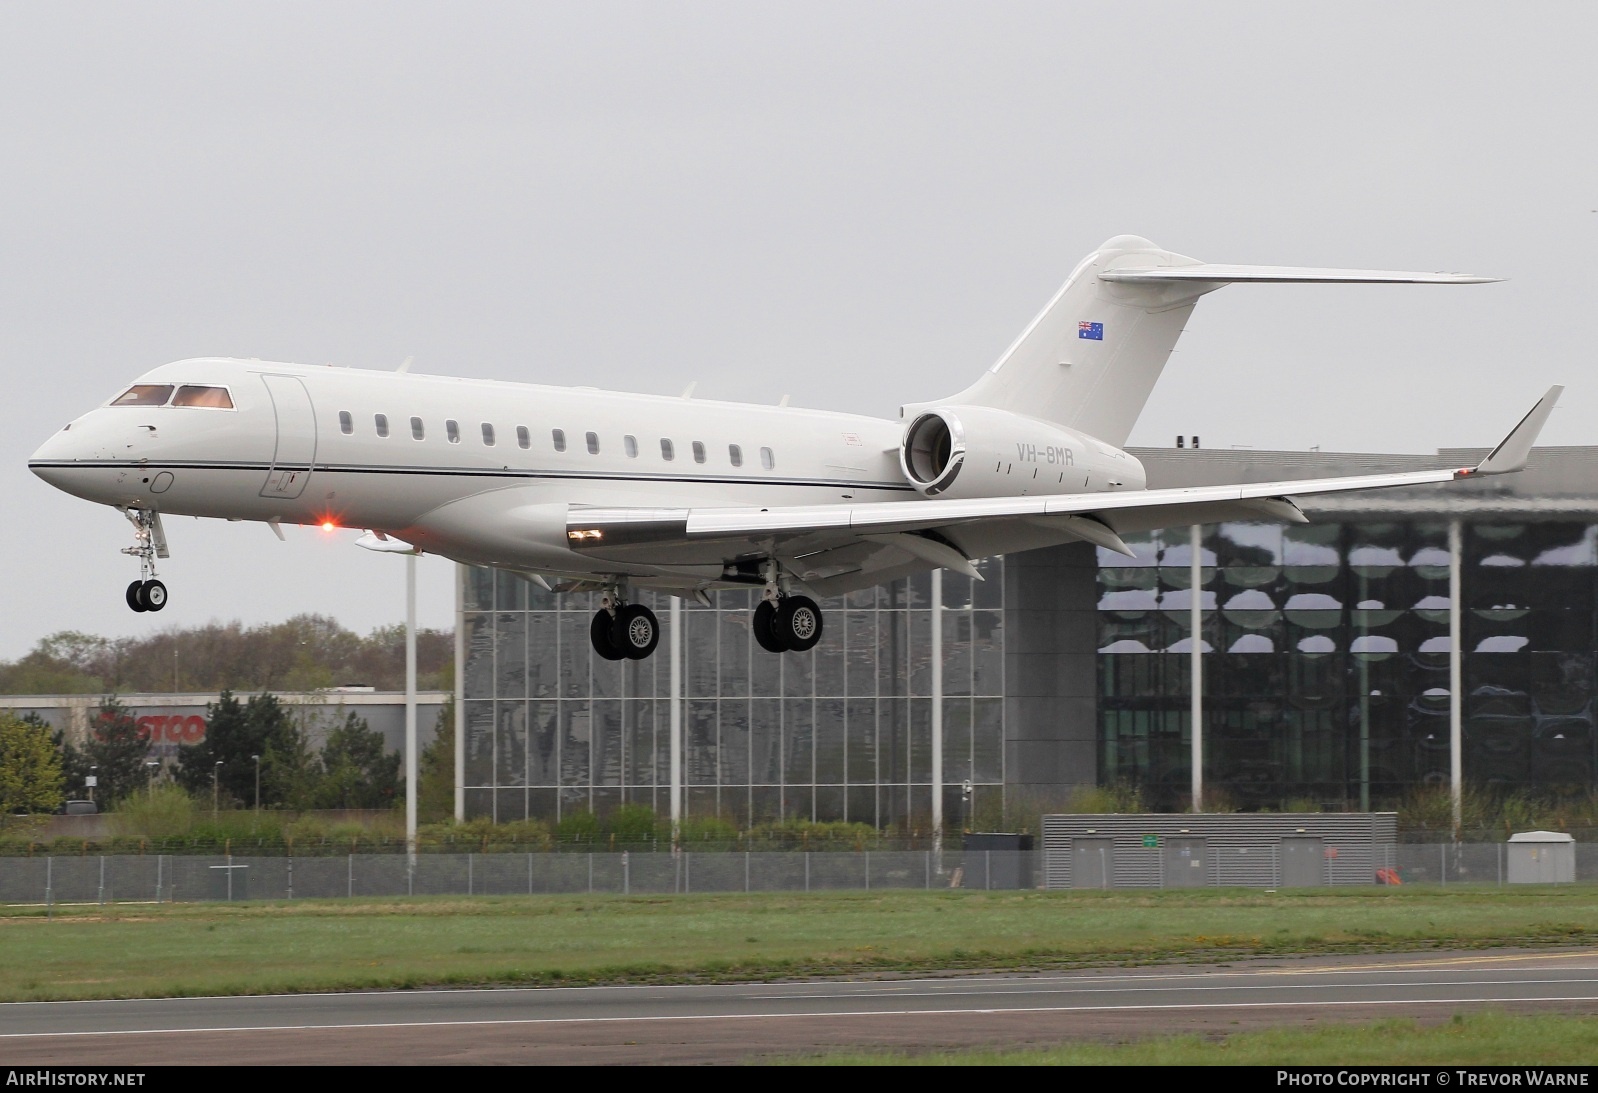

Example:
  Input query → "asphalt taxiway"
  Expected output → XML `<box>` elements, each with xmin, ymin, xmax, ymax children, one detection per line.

<box><xmin>5</xmin><ymin>949</ymin><xmax>1597</xmax><ymax>1064</ymax></box>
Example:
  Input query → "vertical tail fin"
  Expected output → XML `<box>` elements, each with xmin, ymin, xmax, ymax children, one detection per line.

<box><xmin>946</xmin><ymin>235</ymin><xmax>1213</xmax><ymax>446</ymax></box>
<box><xmin>944</xmin><ymin>235</ymin><xmax>1497</xmax><ymax>445</ymax></box>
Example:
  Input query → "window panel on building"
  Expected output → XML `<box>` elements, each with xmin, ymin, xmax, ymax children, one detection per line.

<box><xmin>560</xmin><ymin>702</ymin><xmax>592</xmax><ymax>791</ymax></box>
<box><xmin>495</xmin><ymin>702</ymin><xmax>527</xmax><ymax>787</ymax></box>
<box><xmin>845</xmin><ymin>697</ymin><xmax>876</xmax><ymax>785</ymax></box>
<box><xmin>783</xmin><ymin>698</ymin><xmax>815</xmax><ymax>792</ymax></box>
<box><xmin>814</xmin><ymin>697</ymin><xmax>845</xmax><ymax>784</ymax></box>
<box><xmin>592</xmin><ymin>699</ymin><xmax>623</xmax><ymax>787</ymax></box>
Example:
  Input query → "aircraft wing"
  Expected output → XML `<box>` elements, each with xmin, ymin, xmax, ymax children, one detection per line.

<box><xmin>568</xmin><ymin>386</ymin><xmax>1560</xmax><ymax>593</ymax></box>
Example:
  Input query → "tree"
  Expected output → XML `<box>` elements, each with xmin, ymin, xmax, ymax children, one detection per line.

<box><xmin>417</xmin><ymin>696</ymin><xmax>455</xmax><ymax>822</ymax></box>
<box><xmin>312</xmin><ymin>712</ymin><xmax>402</xmax><ymax>809</ymax></box>
<box><xmin>0</xmin><ymin>712</ymin><xmax>65</xmax><ymax>814</ymax></box>
<box><xmin>174</xmin><ymin>692</ymin><xmax>314</xmax><ymax>808</ymax></box>
<box><xmin>0</xmin><ymin>618</ymin><xmax>453</xmax><ymax>695</ymax></box>
<box><xmin>80</xmin><ymin>698</ymin><xmax>151</xmax><ymax>807</ymax></box>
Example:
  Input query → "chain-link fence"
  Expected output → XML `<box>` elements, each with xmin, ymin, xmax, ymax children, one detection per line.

<box><xmin>0</xmin><ymin>850</ymin><xmax>1038</xmax><ymax>904</ymax></box>
<box><xmin>2</xmin><ymin>844</ymin><xmax>1593</xmax><ymax>904</ymax></box>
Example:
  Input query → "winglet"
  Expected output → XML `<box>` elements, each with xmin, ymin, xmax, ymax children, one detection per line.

<box><xmin>1466</xmin><ymin>385</ymin><xmax>1563</xmax><ymax>477</ymax></box>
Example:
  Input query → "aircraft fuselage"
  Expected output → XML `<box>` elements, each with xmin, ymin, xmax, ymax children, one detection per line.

<box><xmin>30</xmin><ymin>357</ymin><xmax>1143</xmax><ymax>584</ymax></box>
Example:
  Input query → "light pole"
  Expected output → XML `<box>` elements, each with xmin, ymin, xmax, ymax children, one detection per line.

<box><xmin>252</xmin><ymin>754</ymin><xmax>261</xmax><ymax>814</ymax></box>
<box><xmin>213</xmin><ymin>760</ymin><xmax>223</xmax><ymax>817</ymax></box>
<box><xmin>87</xmin><ymin>765</ymin><xmax>98</xmax><ymax>805</ymax></box>
<box><xmin>145</xmin><ymin>760</ymin><xmax>159</xmax><ymax>798</ymax></box>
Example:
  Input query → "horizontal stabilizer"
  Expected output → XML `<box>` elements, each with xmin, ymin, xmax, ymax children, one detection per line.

<box><xmin>1101</xmin><ymin>264</ymin><xmax>1500</xmax><ymax>285</ymax></box>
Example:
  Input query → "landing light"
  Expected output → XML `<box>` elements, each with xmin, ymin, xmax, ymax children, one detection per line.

<box><xmin>321</xmin><ymin>521</ymin><xmax>336</xmax><ymax>532</ymax></box>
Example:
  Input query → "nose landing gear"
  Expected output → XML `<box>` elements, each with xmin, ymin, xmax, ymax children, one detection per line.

<box><xmin>121</xmin><ymin>508</ymin><xmax>170</xmax><ymax>613</ymax></box>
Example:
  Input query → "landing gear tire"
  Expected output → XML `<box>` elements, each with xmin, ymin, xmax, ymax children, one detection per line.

<box><xmin>590</xmin><ymin>609</ymin><xmax>626</xmax><ymax>661</ymax></box>
<box><xmin>610</xmin><ymin>603</ymin><xmax>660</xmax><ymax>660</ymax></box>
<box><xmin>140</xmin><ymin>579</ymin><xmax>168</xmax><ymax>612</ymax></box>
<box><xmin>775</xmin><ymin>595</ymin><xmax>823</xmax><ymax>652</ymax></box>
<box><xmin>752</xmin><ymin>600</ymin><xmax>788</xmax><ymax>652</ymax></box>
<box><xmin>126</xmin><ymin>581</ymin><xmax>149</xmax><ymax>613</ymax></box>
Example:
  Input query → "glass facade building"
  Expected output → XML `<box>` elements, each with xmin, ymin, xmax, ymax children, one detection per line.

<box><xmin>1098</xmin><ymin>519</ymin><xmax>1598</xmax><ymax>810</ymax></box>
<box><xmin>460</xmin><ymin>559</ymin><xmax>1008</xmax><ymax>827</ymax></box>
<box><xmin>458</xmin><ymin>447</ymin><xmax>1598</xmax><ymax>822</ymax></box>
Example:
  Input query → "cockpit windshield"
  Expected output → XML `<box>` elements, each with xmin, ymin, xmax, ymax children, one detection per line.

<box><xmin>108</xmin><ymin>384</ymin><xmax>234</xmax><ymax>408</ymax></box>
<box><xmin>109</xmin><ymin>384</ymin><xmax>174</xmax><ymax>407</ymax></box>
<box><xmin>173</xmin><ymin>385</ymin><xmax>234</xmax><ymax>408</ymax></box>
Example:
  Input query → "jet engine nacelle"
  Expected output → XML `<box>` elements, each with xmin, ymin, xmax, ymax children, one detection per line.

<box><xmin>898</xmin><ymin>404</ymin><xmax>1145</xmax><ymax>499</ymax></box>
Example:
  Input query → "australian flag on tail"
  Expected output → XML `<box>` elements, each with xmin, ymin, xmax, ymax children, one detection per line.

<box><xmin>1078</xmin><ymin>321</ymin><xmax>1103</xmax><ymax>341</ymax></box>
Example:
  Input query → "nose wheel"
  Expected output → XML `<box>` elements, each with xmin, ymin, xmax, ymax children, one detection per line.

<box><xmin>126</xmin><ymin>579</ymin><xmax>168</xmax><ymax>613</ymax></box>
<box><xmin>120</xmin><ymin>508</ymin><xmax>171</xmax><ymax>613</ymax></box>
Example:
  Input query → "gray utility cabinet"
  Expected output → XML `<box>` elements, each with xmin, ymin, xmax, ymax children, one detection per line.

<box><xmin>1042</xmin><ymin>813</ymin><xmax>1397</xmax><ymax>889</ymax></box>
<box><xmin>960</xmin><ymin>833</ymin><xmax>1035</xmax><ymax>889</ymax></box>
<box><xmin>1507</xmin><ymin>831</ymin><xmax>1575</xmax><ymax>884</ymax></box>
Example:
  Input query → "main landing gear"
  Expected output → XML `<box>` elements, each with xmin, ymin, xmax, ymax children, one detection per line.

<box><xmin>589</xmin><ymin>589</ymin><xmax>661</xmax><ymax>661</ymax></box>
<box><xmin>753</xmin><ymin>593</ymin><xmax>823</xmax><ymax>653</ymax></box>
<box><xmin>751</xmin><ymin>559</ymin><xmax>822</xmax><ymax>653</ymax></box>
<box><xmin>582</xmin><ymin>567</ymin><xmax>824</xmax><ymax>660</ymax></box>
<box><xmin>121</xmin><ymin>508</ymin><xmax>169</xmax><ymax>614</ymax></box>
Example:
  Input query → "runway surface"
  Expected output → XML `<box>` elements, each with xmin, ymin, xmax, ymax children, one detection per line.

<box><xmin>5</xmin><ymin>949</ymin><xmax>1598</xmax><ymax>1064</ymax></box>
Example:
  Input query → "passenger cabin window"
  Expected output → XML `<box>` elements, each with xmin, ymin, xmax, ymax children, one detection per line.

<box><xmin>445</xmin><ymin>419</ymin><xmax>460</xmax><ymax>444</ymax></box>
<box><xmin>481</xmin><ymin>423</ymin><xmax>495</xmax><ymax>446</ymax></box>
<box><xmin>552</xmin><ymin>428</ymin><xmax>566</xmax><ymax>452</ymax></box>
<box><xmin>760</xmin><ymin>446</ymin><xmax>775</xmax><ymax>470</ymax></box>
<box><xmin>585</xmin><ymin>431</ymin><xmax>599</xmax><ymax>454</ymax></box>
<box><xmin>173</xmin><ymin>385</ymin><xmax>234</xmax><ymax>409</ymax></box>
<box><xmin>692</xmin><ymin>441</ymin><xmax>706</xmax><ymax>464</ymax></box>
<box><xmin>729</xmin><ymin>443</ymin><xmax>743</xmax><ymax>467</ymax></box>
<box><xmin>338</xmin><ymin>411</ymin><xmax>353</xmax><ymax>435</ymax></box>
<box><xmin>660</xmin><ymin>438</ymin><xmax>675</xmax><ymax>461</ymax></box>
<box><xmin>110</xmin><ymin>385</ymin><xmax>173</xmax><ymax>407</ymax></box>
<box><xmin>517</xmin><ymin>426</ymin><xmax>530</xmax><ymax>449</ymax></box>
<box><xmin>624</xmin><ymin>435</ymin><xmax>638</xmax><ymax>458</ymax></box>
<box><xmin>411</xmin><ymin>417</ymin><xmax>425</xmax><ymax>440</ymax></box>
<box><xmin>375</xmin><ymin>413</ymin><xmax>389</xmax><ymax>438</ymax></box>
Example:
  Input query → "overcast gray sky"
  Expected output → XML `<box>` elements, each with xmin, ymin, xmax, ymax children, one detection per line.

<box><xmin>2</xmin><ymin>2</ymin><xmax>1594</xmax><ymax>660</ymax></box>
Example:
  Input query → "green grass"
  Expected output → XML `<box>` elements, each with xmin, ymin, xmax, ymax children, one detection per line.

<box><xmin>787</xmin><ymin>1012</ymin><xmax>1598</xmax><ymax>1065</ymax></box>
<box><xmin>3</xmin><ymin>887</ymin><xmax>1598</xmax><ymax>1002</ymax></box>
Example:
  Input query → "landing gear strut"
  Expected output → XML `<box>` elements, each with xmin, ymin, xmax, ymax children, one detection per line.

<box><xmin>751</xmin><ymin>560</ymin><xmax>823</xmax><ymax>653</ymax></box>
<box><xmin>121</xmin><ymin>508</ymin><xmax>169</xmax><ymax>613</ymax></box>
<box><xmin>589</xmin><ymin>586</ymin><xmax>660</xmax><ymax>661</ymax></box>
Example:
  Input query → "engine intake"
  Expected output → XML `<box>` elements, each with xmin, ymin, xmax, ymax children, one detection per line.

<box><xmin>900</xmin><ymin>410</ymin><xmax>965</xmax><ymax>496</ymax></box>
<box><xmin>898</xmin><ymin>404</ymin><xmax>1141</xmax><ymax>500</ymax></box>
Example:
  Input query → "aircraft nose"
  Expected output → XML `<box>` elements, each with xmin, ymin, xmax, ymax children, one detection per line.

<box><xmin>31</xmin><ymin>424</ymin><xmax>76</xmax><ymax>464</ymax></box>
<box><xmin>29</xmin><ymin>421</ymin><xmax>94</xmax><ymax>488</ymax></box>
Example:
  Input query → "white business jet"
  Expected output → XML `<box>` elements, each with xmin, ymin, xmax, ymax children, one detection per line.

<box><xmin>30</xmin><ymin>235</ymin><xmax>1559</xmax><ymax>662</ymax></box>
